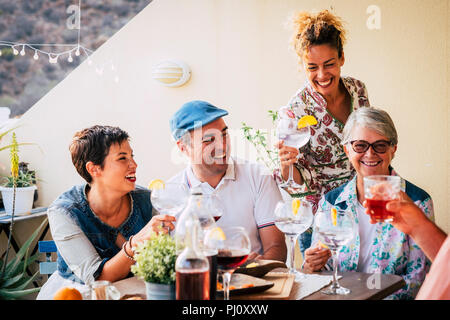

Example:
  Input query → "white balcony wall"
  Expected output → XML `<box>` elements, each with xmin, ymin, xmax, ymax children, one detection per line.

<box><xmin>1</xmin><ymin>0</ymin><xmax>448</xmax><ymax>234</ymax></box>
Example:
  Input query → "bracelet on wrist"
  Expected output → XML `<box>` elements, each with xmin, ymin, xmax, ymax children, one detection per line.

<box><xmin>128</xmin><ymin>235</ymin><xmax>135</xmax><ymax>252</ymax></box>
<box><xmin>122</xmin><ymin>239</ymin><xmax>135</xmax><ymax>262</ymax></box>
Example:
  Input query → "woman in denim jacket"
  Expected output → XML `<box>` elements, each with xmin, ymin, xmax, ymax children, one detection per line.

<box><xmin>37</xmin><ymin>125</ymin><xmax>174</xmax><ymax>299</ymax></box>
<box><xmin>302</xmin><ymin>108</ymin><xmax>434</xmax><ymax>300</ymax></box>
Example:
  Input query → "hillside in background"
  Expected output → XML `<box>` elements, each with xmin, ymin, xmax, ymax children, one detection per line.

<box><xmin>0</xmin><ymin>0</ymin><xmax>151</xmax><ymax>117</ymax></box>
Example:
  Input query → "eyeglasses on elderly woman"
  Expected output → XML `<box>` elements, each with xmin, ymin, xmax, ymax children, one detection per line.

<box><xmin>349</xmin><ymin>140</ymin><xmax>394</xmax><ymax>154</ymax></box>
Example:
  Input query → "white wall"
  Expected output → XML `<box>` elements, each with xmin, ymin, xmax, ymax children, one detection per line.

<box><xmin>1</xmin><ymin>0</ymin><xmax>448</xmax><ymax>233</ymax></box>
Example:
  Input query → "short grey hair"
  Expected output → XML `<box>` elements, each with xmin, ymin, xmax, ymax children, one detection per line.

<box><xmin>342</xmin><ymin>107</ymin><xmax>398</xmax><ymax>146</ymax></box>
<box><xmin>178</xmin><ymin>131</ymin><xmax>192</xmax><ymax>147</ymax></box>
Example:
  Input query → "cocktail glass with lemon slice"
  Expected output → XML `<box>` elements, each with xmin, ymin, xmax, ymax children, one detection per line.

<box><xmin>149</xmin><ymin>179</ymin><xmax>189</xmax><ymax>231</ymax></box>
<box><xmin>313</xmin><ymin>208</ymin><xmax>357</xmax><ymax>295</ymax></box>
<box><xmin>274</xmin><ymin>198</ymin><xmax>313</xmax><ymax>281</ymax></box>
<box><xmin>276</xmin><ymin>112</ymin><xmax>317</xmax><ymax>191</ymax></box>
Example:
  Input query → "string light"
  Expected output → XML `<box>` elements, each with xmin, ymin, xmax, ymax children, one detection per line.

<box><xmin>0</xmin><ymin>3</ymin><xmax>120</xmax><ymax>84</ymax></box>
<box><xmin>48</xmin><ymin>53</ymin><xmax>58</xmax><ymax>64</ymax></box>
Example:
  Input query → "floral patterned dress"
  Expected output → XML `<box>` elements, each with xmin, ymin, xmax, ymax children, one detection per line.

<box><xmin>311</xmin><ymin>169</ymin><xmax>434</xmax><ymax>300</ymax></box>
<box><xmin>275</xmin><ymin>76</ymin><xmax>371</xmax><ymax>212</ymax></box>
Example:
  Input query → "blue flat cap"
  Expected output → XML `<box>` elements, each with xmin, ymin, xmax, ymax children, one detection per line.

<box><xmin>170</xmin><ymin>100</ymin><xmax>229</xmax><ymax>140</ymax></box>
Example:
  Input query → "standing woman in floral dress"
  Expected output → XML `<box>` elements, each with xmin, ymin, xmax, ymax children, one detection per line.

<box><xmin>275</xmin><ymin>10</ymin><xmax>371</xmax><ymax>254</ymax></box>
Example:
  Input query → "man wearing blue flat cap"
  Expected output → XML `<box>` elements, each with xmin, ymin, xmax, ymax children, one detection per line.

<box><xmin>168</xmin><ymin>100</ymin><xmax>287</xmax><ymax>262</ymax></box>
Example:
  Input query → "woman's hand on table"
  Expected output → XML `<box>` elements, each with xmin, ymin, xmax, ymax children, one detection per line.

<box><xmin>302</xmin><ymin>245</ymin><xmax>331</xmax><ymax>273</ymax></box>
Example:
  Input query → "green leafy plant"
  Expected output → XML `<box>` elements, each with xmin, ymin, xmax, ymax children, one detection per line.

<box><xmin>1</xmin><ymin>163</ymin><xmax>36</xmax><ymax>188</ymax></box>
<box><xmin>241</xmin><ymin>110</ymin><xmax>279</xmax><ymax>172</ymax></box>
<box><xmin>0</xmin><ymin>218</ymin><xmax>47</xmax><ymax>300</ymax></box>
<box><xmin>0</xmin><ymin>127</ymin><xmax>32</xmax><ymax>153</ymax></box>
<box><xmin>0</xmin><ymin>132</ymin><xmax>43</xmax><ymax>300</ymax></box>
<box><xmin>131</xmin><ymin>232</ymin><xmax>176</xmax><ymax>285</ymax></box>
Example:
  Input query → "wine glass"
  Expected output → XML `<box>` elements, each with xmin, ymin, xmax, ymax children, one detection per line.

<box><xmin>214</xmin><ymin>226</ymin><xmax>251</xmax><ymax>300</ymax></box>
<box><xmin>274</xmin><ymin>198</ymin><xmax>313</xmax><ymax>281</ymax></box>
<box><xmin>150</xmin><ymin>182</ymin><xmax>189</xmax><ymax>232</ymax></box>
<box><xmin>277</xmin><ymin>117</ymin><xmax>311</xmax><ymax>191</ymax></box>
<box><xmin>200</xmin><ymin>193</ymin><xmax>225</xmax><ymax>223</ymax></box>
<box><xmin>313</xmin><ymin>208</ymin><xmax>357</xmax><ymax>295</ymax></box>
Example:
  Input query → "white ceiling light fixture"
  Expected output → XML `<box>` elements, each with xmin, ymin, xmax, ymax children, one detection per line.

<box><xmin>152</xmin><ymin>60</ymin><xmax>191</xmax><ymax>87</ymax></box>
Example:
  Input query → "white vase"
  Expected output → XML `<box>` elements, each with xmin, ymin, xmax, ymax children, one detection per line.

<box><xmin>0</xmin><ymin>185</ymin><xmax>37</xmax><ymax>216</ymax></box>
<box><xmin>145</xmin><ymin>282</ymin><xmax>175</xmax><ymax>300</ymax></box>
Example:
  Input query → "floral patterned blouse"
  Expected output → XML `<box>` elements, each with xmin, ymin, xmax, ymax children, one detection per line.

<box><xmin>310</xmin><ymin>169</ymin><xmax>434</xmax><ymax>300</ymax></box>
<box><xmin>275</xmin><ymin>76</ymin><xmax>371</xmax><ymax>212</ymax></box>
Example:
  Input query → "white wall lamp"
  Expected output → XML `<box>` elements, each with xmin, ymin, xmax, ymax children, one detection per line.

<box><xmin>151</xmin><ymin>60</ymin><xmax>191</xmax><ymax>87</ymax></box>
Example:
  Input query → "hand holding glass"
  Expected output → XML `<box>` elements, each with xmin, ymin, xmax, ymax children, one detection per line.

<box><xmin>364</xmin><ymin>175</ymin><xmax>401</xmax><ymax>223</ymax></box>
<box><xmin>150</xmin><ymin>182</ymin><xmax>189</xmax><ymax>231</ymax></box>
<box><xmin>277</xmin><ymin>117</ymin><xmax>311</xmax><ymax>191</ymax></box>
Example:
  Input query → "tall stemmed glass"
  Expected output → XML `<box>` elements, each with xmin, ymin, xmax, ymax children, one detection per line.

<box><xmin>313</xmin><ymin>208</ymin><xmax>357</xmax><ymax>295</ymax></box>
<box><xmin>202</xmin><ymin>193</ymin><xmax>225</xmax><ymax>223</ymax></box>
<box><xmin>277</xmin><ymin>117</ymin><xmax>311</xmax><ymax>191</ymax></box>
<box><xmin>150</xmin><ymin>182</ymin><xmax>189</xmax><ymax>232</ymax></box>
<box><xmin>215</xmin><ymin>226</ymin><xmax>251</xmax><ymax>300</ymax></box>
<box><xmin>274</xmin><ymin>199</ymin><xmax>313</xmax><ymax>281</ymax></box>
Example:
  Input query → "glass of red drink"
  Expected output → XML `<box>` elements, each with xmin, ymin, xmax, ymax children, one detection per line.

<box><xmin>212</xmin><ymin>226</ymin><xmax>251</xmax><ymax>300</ymax></box>
<box><xmin>364</xmin><ymin>175</ymin><xmax>401</xmax><ymax>223</ymax></box>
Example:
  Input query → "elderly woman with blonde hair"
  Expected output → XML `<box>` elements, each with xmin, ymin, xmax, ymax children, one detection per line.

<box><xmin>302</xmin><ymin>107</ymin><xmax>434</xmax><ymax>300</ymax></box>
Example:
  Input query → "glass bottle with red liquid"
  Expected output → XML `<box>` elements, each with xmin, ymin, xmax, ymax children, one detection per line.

<box><xmin>175</xmin><ymin>187</ymin><xmax>220</xmax><ymax>300</ymax></box>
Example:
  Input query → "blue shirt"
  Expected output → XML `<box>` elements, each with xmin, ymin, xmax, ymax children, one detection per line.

<box><xmin>48</xmin><ymin>184</ymin><xmax>153</xmax><ymax>284</ymax></box>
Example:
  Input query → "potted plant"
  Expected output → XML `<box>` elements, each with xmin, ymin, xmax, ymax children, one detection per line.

<box><xmin>0</xmin><ymin>218</ymin><xmax>47</xmax><ymax>299</ymax></box>
<box><xmin>0</xmin><ymin>132</ymin><xmax>44</xmax><ymax>299</ymax></box>
<box><xmin>0</xmin><ymin>134</ymin><xmax>37</xmax><ymax>216</ymax></box>
<box><xmin>131</xmin><ymin>232</ymin><xmax>176</xmax><ymax>300</ymax></box>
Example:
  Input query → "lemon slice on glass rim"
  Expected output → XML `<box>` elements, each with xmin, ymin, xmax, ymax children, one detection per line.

<box><xmin>206</xmin><ymin>227</ymin><xmax>226</xmax><ymax>241</ymax></box>
<box><xmin>292</xmin><ymin>199</ymin><xmax>301</xmax><ymax>216</ymax></box>
<box><xmin>331</xmin><ymin>207</ymin><xmax>338</xmax><ymax>226</ymax></box>
<box><xmin>297</xmin><ymin>115</ymin><xmax>318</xmax><ymax>129</ymax></box>
<box><xmin>148</xmin><ymin>179</ymin><xmax>165</xmax><ymax>190</ymax></box>
<box><xmin>318</xmin><ymin>240</ymin><xmax>329</xmax><ymax>249</ymax></box>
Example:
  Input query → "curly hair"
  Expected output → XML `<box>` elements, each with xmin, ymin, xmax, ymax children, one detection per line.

<box><xmin>69</xmin><ymin>125</ymin><xmax>130</xmax><ymax>183</ymax></box>
<box><xmin>290</xmin><ymin>9</ymin><xmax>347</xmax><ymax>63</ymax></box>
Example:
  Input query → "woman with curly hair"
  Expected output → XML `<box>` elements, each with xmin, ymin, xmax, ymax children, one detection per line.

<box><xmin>274</xmin><ymin>10</ymin><xmax>372</xmax><ymax>256</ymax></box>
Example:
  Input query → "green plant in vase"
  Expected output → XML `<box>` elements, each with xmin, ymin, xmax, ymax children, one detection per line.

<box><xmin>0</xmin><ymin>133</ymin><xmax>44</xmax><ymax>299</ymax></box>
<box><xmin>0</xmin><ymin>134</ymin><xmax>37</xmax><ymax>216</ymax></box>
<box><xmin>131</xmin><ymin>232</ymin><xmax>176</xmax><ymax>299</ymax></box>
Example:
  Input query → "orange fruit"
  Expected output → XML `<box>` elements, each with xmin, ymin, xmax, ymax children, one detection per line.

<box><xmin>53</xmin><ymin>286</ymin><xmax>83</xmax><ymax>300</ymax></box>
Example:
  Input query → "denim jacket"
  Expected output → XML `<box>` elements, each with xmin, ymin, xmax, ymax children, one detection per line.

<box><xmin>300</xmin><ymin>169</ymin><xmax>434</xmax><ymax>300</ymax></box>
<box><xmin>48</xmin><ymin>184</ymin><xmax>153</xmax><ymax>284</ymax></box>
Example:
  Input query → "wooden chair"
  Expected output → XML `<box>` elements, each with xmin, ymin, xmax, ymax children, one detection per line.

<box><xmin>38</xmin><ymin>240</ymin><xmax>57</xmax><ymax>278</ymax></box>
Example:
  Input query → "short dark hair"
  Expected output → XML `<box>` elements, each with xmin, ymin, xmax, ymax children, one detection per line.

<box><xmin>69</xmin><ymin>125</ymin><xmax>129</xmax><ymax>183</ymax></box>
